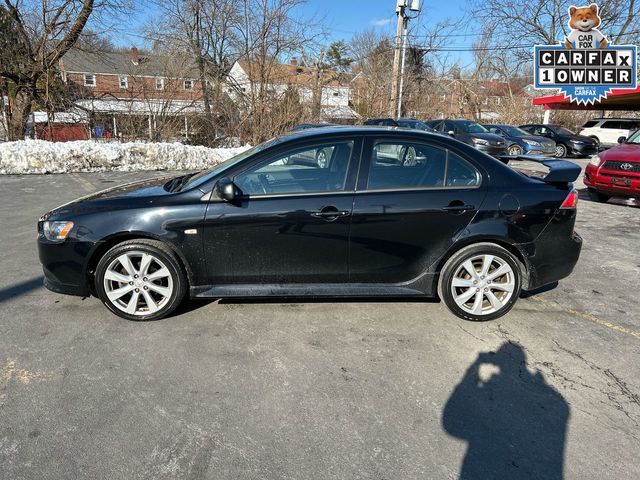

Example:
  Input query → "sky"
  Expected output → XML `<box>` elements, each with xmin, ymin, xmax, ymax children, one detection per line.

<box><xmin>110</xmin><ymin>0</ymin><xmax>473</xmax><ymax>65</ymax></box>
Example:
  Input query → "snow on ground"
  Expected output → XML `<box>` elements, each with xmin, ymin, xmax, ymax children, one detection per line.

<box><xmin>0</xmin><ymin>140</ymin><xmax>251</xmax><ymax>174</ymax></box>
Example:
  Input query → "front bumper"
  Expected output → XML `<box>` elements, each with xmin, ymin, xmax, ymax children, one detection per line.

<box><xmin>569</xmin><ymin>143</ymin><xmax>598</xmax><ymax>156</ymax></box>
<box><xmin>38</xmin><ymin>235</ymin><xmax>91</xmax><ymax>297</ymax></box>
<box><xmin>524</xmin><ymin>144</ymin><xmax>556</xmax><ymax>157</ymax></box>
<box><xmin>584</xmin><ymin>168</ymin><xmax>640</xmax><ymax>198</ymax></box>
<box><xmin>475</xmin><ymin>144</ymin><xmax>508</xmax><ymax>157</ymax></box>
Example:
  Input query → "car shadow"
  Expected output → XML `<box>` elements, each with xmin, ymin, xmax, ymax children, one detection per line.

<box><xmin>217</xmin><ymin>296</ymin><xmax>439</xmax><ymax>305</ymax></box>
<box><xmin>577</xmin><ymin>187</ymin><xmax>640</xmax><ymax>208</ymax></box>
<box><xmin>442</xmin><ymin>341</ymin><xmax>569</xmax><ymax>479</ymax></box>
<box><xmin>0</xmin><ymin>276</ymin><xmax>44</xmax><ymax>302</ymax></box>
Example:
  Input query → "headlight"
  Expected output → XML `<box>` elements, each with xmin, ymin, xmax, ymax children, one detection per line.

<box><xmin>589</xmin><ymin>155</ymin><xmax>603</xmax><ymax>167</ymax></box>
<box><xmin>523</xmin><ymin>139</ymin><xmax>540</xmax><ymax>147</ymax></box>
<box><xmin>43</xmin><ymin>221</ymin><xmax>74</xmax><ymax>241</ymax></box>
<box><xmin>472</xmin><ymin>138</ymin><xmax>488</xmax><ymax>145</ymax></box>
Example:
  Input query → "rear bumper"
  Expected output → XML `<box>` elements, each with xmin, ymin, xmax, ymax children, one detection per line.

<box><xmin>584</xmin><ymin>168</ymin><xmax>640</xmax><ymax>198</ymax></box>
<box><xmin>518</xmin><ymin>212</ymin><xmax>582</xmax><ymax>290</ymax></box>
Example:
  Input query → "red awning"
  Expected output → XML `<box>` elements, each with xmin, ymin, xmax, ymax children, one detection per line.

<box><xmin>533</xmin><ymin>87</ymin><xmax>640</xmax><ymax>110</ymax></box>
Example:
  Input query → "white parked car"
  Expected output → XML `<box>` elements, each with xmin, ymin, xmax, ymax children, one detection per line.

<box><xmin>578</xmin><ymin>118</ymin><xmax>640</xmax><ymax>148</ymax></box>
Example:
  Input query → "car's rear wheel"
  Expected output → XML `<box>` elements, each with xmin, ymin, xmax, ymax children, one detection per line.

<box><xmin>95</xmin><ymin>239</ymin><xmax>187</xmax><ymax>321</ymax></box>
<box><xmin>439</xmin><ymin>243</ymin><xmax>522</xmax><ymax>321</ymax></box>
<box><xmin>508</xmin><ymin>144</ymin><xmax>523</xmax><ymax>155</ymax></box>
<box><xmin>587</xmin><ymin>188</ymin><xmax>611</xmax><ymax>203</ymax></box>
<box><xmin>555</xmin><ymin>143</ymin><xmax>567</xmax><ymax>158</ymax></box>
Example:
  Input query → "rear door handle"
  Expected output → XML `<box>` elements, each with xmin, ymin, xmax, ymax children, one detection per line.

<box><xmin>442</xmin><ymin>204</ymin><xmax>475</xmax><ymax>212</ymax></box>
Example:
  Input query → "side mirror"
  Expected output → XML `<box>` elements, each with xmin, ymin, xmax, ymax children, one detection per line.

<box><xmin>618</xmin><ymin>136</ymin><xmax>627</xmax><ymax>144</ymax></box>
<box><xmin>447</xmin><ymin>130</ymin><xmax>455</xmax><ymax>137</ymax></box>
<box><xmin>215</xmin><ymin>177</ymin><xmax>239</xmax><ymax>201</ymax></box>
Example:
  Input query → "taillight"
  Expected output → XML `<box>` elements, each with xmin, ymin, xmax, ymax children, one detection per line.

<box><xmin>560</xmin><ymin>190</ymin><xmax>579</xmax><ymax>209</ymax></box>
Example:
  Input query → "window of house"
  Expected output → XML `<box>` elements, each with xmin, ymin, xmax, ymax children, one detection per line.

<box><xmin>333</xmin><ymin>91</ymin><xmax>340</xmax><ymax>97</ymax></box>
<box><xmin>119</xmin><ymin>75</ymin><xmax>128</xmax><ymax>89</ymax></box>
<box><xmin>495</xmin><ymin>96</ymin><xmax>502</xmax><ymax>105</ymax></box>
<box><xmin>184</xmin><ymin>79</ymin><xmax>193</xmax><ymax>90</ymax></box>
<box><xmin>84</xmin><ymin>74</ymin><xmax>96</xmax><ymax>87</ymax></box>
<box><xmin>483</xmin><ymin>97</ymin><xmax>489</xmax><ymax>105</ymax></box>
<box><xmin>156</xmin><ymin>78</ymin><xmax>164</xmax><ymax>90</ymax></box>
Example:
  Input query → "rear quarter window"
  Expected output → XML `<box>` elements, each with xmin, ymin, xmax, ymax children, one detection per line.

<box><xmin>581</xmin><ymin>120</ymin><xmax>598</xmax><ymax>128</ymax></box>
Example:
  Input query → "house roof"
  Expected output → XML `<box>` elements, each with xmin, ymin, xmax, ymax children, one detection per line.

<box><xmin>61</xmin><ymin>48</ymin><xmax>200</xmax><ymax>78</ymax></box>
<box><xmin>235</xmin><ymin>60</ymin><xmax>344</xmax><ymax>87</ymax></box>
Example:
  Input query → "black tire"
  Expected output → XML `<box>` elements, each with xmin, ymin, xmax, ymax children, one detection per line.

<box><xmin>438</xmin><ymin>243</ymin><xmax>522</xmax><ymax>322</ymax></box>
<box><xmin>95</xmin><ymin>239</ymin><xmax>187</xmax><ymax>321</ymax></box>
<box><xmin>555</xmin><ymin>143</ymin><xmax>567</xmax><ymax>158</ymax></box>
<box><xmin>508</xmin><ymin>144</ymin><xmax>523</xmax><ymax>156</ymax></box>
<box><xmin>587</xmin><ymin>188</ymin><xmax>611</xmax><ymax>203</ymax></box>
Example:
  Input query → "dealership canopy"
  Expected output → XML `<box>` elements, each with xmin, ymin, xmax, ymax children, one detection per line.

<box><xmin>533</xmin><ymin>87</ymin><xmax>640</xmax><ymax>111</ymax></box>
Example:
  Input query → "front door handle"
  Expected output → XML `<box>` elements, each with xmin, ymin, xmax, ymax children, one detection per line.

<box><xmin>311</xmin><ymin>206</ymin><xmax>351</xmax><ymax>221</ymax></box>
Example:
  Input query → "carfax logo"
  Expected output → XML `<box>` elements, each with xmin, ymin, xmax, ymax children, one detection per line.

<box><xmin>534</xmin><ymin>3</ymin><xmax>637</xmax><ymax>104</ymax></box>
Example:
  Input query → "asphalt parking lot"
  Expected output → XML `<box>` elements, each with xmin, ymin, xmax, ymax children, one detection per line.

<box><xmin>1</xmin><ymin>160</ymin><xmax>639</xmax><ymax>479</ymax></box>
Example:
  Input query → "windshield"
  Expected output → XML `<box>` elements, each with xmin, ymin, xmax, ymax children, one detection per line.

<box><xmin>180</xmin><ymin>143</ymin><xmax>268</xmax><ymax>190</ymax></box>
<box><xmin>627</xmin><ymin>130</ymin><xmax>640</xmax><ymax>144</ymax></box>
<box><xmin>555</xmin><ymin>126</ymin><xmax>576</xmax><ymax>135</ymax></box>
<box><xmin>499</xmin><ymin>125</ymin><xmax>530</xmax><ymax>137</ymax></box>
<box><xmin>459</xmin><ymin>121</ymin><xmax>488</xmax><ymax>133</ymax></box>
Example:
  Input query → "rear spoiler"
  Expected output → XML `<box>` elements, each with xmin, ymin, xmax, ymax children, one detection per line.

<box><xmin>497</xmin><ymin>155</ymin><xmax>582</xmax><ymax>184</ymax></box>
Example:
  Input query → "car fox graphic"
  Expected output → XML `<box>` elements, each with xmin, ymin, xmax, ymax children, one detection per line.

<box><xmin>564</xmin><ymin>3</ymin><xmax>608</xmax><ymax>49</ymax></box>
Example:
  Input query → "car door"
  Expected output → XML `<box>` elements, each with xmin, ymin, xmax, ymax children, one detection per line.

<box><xmin>349</xmin><ymin>136</ymin><xmax>487</xmax><ymax>283</ymax></box>
<box><xmin>202</xmin><ymin>137</ymin><xmax>361</xmax><ymax>285</ymax></box>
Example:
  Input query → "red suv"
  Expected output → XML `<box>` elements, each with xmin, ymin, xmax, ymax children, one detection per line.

<box><xmin>584</xmin><ymin>129</ymin><xmax>640</xmax><ymax>202</ymax></box>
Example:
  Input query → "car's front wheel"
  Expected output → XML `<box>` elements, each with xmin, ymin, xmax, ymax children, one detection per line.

<box><xmin>95</xmin><ymin>239</ymin><xmax>187</xmax><ymax>321</ymax></box>
<box><xmin>439</xmin><ymin>243</ymin><xmax>522</xmax><ymax>321</ymax></box>
<box><xmin>508</xmin><ymin>144</ymin><xmax>523</xmax><ymax>155</ymax></box>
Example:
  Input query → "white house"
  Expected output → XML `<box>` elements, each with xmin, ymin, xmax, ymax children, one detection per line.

<box><xmin>226</xmin><ymin>59</ymin><xmax>359</xmax><ymax>121</ymax></box>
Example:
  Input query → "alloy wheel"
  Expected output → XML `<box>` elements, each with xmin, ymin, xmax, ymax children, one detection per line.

<box><xmin>103</xmin><ymin>251</ymin><xmax>174</xmax><ymax>316</ymax></box>
<box><xmin>316</xmin><ymin>149</ymin><xmax>328</xmax><ymax>168</ymax></box>
<box><xmin>450</xmin><ymin>254</ymin><xmax>515</xmax><ymax>316</ymax></box>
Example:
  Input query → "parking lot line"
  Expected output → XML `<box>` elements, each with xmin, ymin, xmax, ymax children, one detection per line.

<box><xmin>69</xmin><ymin>172</ymin><xmax>95</xmax><ymax>192</ymax></box>
<box><xmin>529</xmin><ymin>296</ymin><xmax>640</xmax><ymax>340</ymax></box>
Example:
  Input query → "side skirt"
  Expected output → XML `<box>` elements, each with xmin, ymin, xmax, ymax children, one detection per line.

<box><xmin>191</xmin><ymin>283</ymin><xmax>433</xmax><ymax>299</ymax></box>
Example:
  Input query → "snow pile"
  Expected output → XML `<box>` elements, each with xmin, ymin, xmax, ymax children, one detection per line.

<box><xmin>0</xmin><ymin>140</ymin><xmax>251</xmax><ymax>174</ymax></box>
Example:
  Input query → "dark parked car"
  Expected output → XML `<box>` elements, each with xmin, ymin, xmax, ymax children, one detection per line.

<box><xmin>519</xmin><ymin>124</ymin><xmax>598</xmax><ymax>158</ymax></box>
<box><xmin>362</xmin><ymin>118</ymin><xmax>399</xmax><ymax>127</ymax></box>
<box><xmin>484</xmin><ymin>124</ymin><xmax>556</xmax><ymax>156</ymax></box>
<box><xmin>395</xmin><ymin>118</ymin><xmax>436</xmax><ymax>132</ymax></box>
<box><xmin>429</xmin><ymin>119</ymin><xmax>508</xmax><ymax>157</ymax></box>
<box><xmin>38</xmin><ymin>127</ymin><xmax>582</xmax><ymax>322</ymax></box>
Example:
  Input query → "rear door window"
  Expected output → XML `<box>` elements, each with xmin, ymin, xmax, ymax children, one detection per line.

<box><xmin>366</xmin><ymin>141</ymin><xmax>480</xmax><ymax>190</ymax></box>
<box><xmin>602</xmin><ymin>121</ymin><xmax>624</xmax><ymax>129</ymax></box>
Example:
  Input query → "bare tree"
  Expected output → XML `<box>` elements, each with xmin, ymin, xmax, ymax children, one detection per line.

<box><xmin>0</xmin><ymin>0</ymin><xmax>127</xmax><ymax>140</ymax></box>
<box><xmin>469</xmin><ymin>0</ymin><xmax>639</xmax><ymax>67</ymax></box>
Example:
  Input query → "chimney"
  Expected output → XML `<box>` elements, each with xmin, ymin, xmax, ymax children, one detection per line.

<box><xmin>290</xmin><ymin>57</ymin><xmax>297</xmax><ymax>66</ymax></box>
<box><xmin>131</xmin><ymin>46</ymin><xmax>139</xmax><ymax>65</ymax></box>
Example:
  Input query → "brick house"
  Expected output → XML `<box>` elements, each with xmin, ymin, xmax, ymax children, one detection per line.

<box><xmin>60</xmin><ymin>47</ymin><xmax>206</xmax><ymax>140</ymax></box>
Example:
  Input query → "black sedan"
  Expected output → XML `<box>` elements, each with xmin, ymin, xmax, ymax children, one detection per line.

<box><xmin>38</xmin><ymin>127</ymin><xmax>582</xmax><ymax>322</ymax></box>
<box><xmin>519</xmin><ymin>124</ymin><xmax>599</xmax><ymax>158</ymax></box>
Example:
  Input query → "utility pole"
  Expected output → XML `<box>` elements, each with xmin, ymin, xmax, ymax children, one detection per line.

<box><xmin>389</xmin><ymin>0</ymin><xmax>421</xmax><ymax>118</ymax></box>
